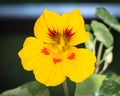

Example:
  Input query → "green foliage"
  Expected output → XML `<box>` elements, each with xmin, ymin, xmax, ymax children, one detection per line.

<box><xmin>85</xmin><ymin>32</ymin><xmax>94</xmax><ymax>51</ymax></box>
<box><xmin>103</xmin><ymin>46</ymin><xmax>113</xmax><ymax>58</ymax></box>
<box><xmin>0</xmin><ymin>81</ymin><xmax>50</xmax><ymax>96</ymax></box>
<box><xmin>85</xmin><ymin>24</ymin><xmax>95</xmax><ymax>52</ymax></box>
<box><xmin>79</xmin><ymin>7</ymin><xmax>120</xmax><ymax>96</ymax></box>
<box><xmin>102</xmin><ymin>46</ymin><xmax>113</xmax><ymax>64</ymax></box>
<box><xmin>98</xmin><ymin>73</ymin><xmax>120</xmax><ymax>96</ymax></box>
<box><xmin>96</xmin><ymin>8</ymin><xmax>120</xmax><ymax>33</ymax></box>
<box><xmin>91</xmin><ymin>20</ymin><xmax>114</xmax><ymax>48</ymax></box>
<box><xmin>85</xmin><ymin>24</ymin><xmax>91</xmax><ymax>32</ymax></box>
<box><xmin>99</xmin><ymin>79</ymin><xmax>120</xmax><ymax>96</ymax></box>
<box><xmin>75</xmin><ymin>73</ymin><xmax>120</xmax><ymax>96</ymax></box>
<box><xmin>107</xmin><ymin>72</ymin><xmax>120</xmax><ymax>85</ymax></box>
<box><xmin>99</xmin><ymin>73</ymin><xmax>120</xmax><ymax>96</ymax></box>
<box><xmin>75</xmin><ymin>74</ymin><xmax>106</xmax><ymax>96</ymax></box>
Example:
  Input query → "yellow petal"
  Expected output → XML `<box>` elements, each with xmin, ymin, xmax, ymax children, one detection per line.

<box><xmin>18</xmin><ymin>37</ymin><xmax>47</xmax><ymax>71</ymax></box>
<box><xmin>63</xmin><ymin>47</ymin><xmax>96</xmax><ymax>82</ymax></box>
<box><xmin>62</xmin><ymin>9</ymin><xmax>89</xmax><ymax>45</ymax></box>
<box><xmin>34</xmin><ymin>9</ymin><xmax>62</xmax><ymax>43</ymax></box>
<box><xmin>33</xmin><ymin>55</ymin><xmax>66</xmax><ymax>86</ymax></box>
<box><xmin>18</xmin><ymin>37</ymin><xmax>66</xmax><ymax>86</ymax></box>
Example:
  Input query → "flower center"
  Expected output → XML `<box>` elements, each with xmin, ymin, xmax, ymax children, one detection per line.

<box><xmin>48</xmin><ymin>28</ymin><xmax>74</xmax><ymax>47</ymax></box>
<box><xmin>63</xmin><ymin>28</ymin><xmax>75</xmax><ymax>45</ymax></box>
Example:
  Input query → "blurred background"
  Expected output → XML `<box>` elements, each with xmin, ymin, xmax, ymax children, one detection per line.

<box><xmin>0</xmin><ymin>0</ymin><xmax>120</xmax><ymax>96</ymax></box>
<box><xmin>0</xmin><ymin>0</ymin><xmax>120</xmax><ymax>3</ymax></box>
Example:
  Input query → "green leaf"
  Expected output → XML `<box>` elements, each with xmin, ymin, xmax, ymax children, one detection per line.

<box><xmin>85</xmin><ymin>24</ymin><xmax>94</xmax><ymax>51</ymax></box>
<box><xmin>0</xmin><ymin>81</ymin><xmax>50</xmax><ymax>96</ymax></box>
<box><xmin>99</xmin><ymin>79</ymin><xmax>120</xmax><ymax>96</ymax></box>
<box><xmin>103</xmin><ymin>46</ymin><xmax>113</xmax><ymax>63</ymax></box>
<box><xmin>107</xmin><ymin>72</ymin><xmax>120</xmax><ymax>85</ymax></box>
<box><xmin>85</xmin><ymin>32</ymin><xmax>94</xmax><ymax>51</ymax></box>
<box><xmin>85</xmin><ymin>24</ymin><xmax>91</xmax><ymax>32</ymax></box>
<box><xmin>103</xmin><ymin>46</ymin><xmax>113</xmax><ymax>57</ymax></box>
<box><xmin>96</xmin><ymin>8</ymin><xmax>120</xmax><ymax>32</ymax></box>
<box><xmin>91</xmin><ymin>20</ymin><xmax>114</xmax><ymax>48</ymax></box>
<box><xmin>75</xmin><ymin>74</ymin><xmax>106</xmax><ymax>96</ymax></box>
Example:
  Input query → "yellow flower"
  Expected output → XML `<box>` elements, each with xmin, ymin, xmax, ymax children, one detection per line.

<box><xmin>18</xmin><ymin>9</ymin><xmax>96</xmax><ymax>86</ymax></box>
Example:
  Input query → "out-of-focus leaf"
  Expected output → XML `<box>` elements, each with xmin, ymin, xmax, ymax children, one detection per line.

<box><xmin>107</xmin><ymin>72</ymin><xmax>120</xmax><ymax>85</ymax></box>
<box><xmin>99</xmin><ymin>79</ymin><xmax>120</xmax><ymax>96</ymax></box>
<box><xmin>96</xmin><ymin>8</ymin><xmax>120</xmax><ymax>32</ymax></box>
<box><xmin>85</xmin><ymin>32</ymin><xmax>94</xmax><ymax>51</ymax></box>
<box><xmin>75</xmin><ymin>74</ymin><xmax>106</xmax><ymax>96</ymax></box>
<box><xmin>104</xmin><ymin>52</ymin><xmax>113</xmax><ymax>64</ymax></box>
<box><xmin>91</xmin><ymin>20</ymin><xmax>114</xmax><ymax>48</ymax></box>
<box><xmin>0</xmin><ymin>81</ymin><xmax>50</xmax><ymax>96</ymax></box>
<box><xmin>103</xmin><ymin>46</ymin><xmax>113</xmax><ymax>57</ymax></box>
<box><xmin>85</xmin><ymin>24</ymin><xmax>91</xmax><ymax>32</ymax></box>
<box><xmin>103</xmin><ymin>46</ymin><xmax>113</xmax><ymax>63</ymax></box>
<box><xmin>85</xmin><ymin>24</ymin><xmax>95</xmax><ymax>51</ymax></box>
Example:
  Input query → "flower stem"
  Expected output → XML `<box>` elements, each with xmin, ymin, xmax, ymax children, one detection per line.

<box><xmin>95</xmin><ymin>43</ymin><xmax>103</xmax><ymax>73</ymax></box>
<box><xmin>97</xmin><ymin>43</ymin><xmax>103</xmax><ymax>62</ymax></box>
<box><xmin>98</xmin><ymin>62</ymin><xmax>109</xmax><ymax>74</ymax></box>
<box><xmin>93</xmin><ymin>37</ymin><xmax>97</xmax><ymax>54</ymax></box>
<box><xmin>63</xmin><ymin>80</ymin><xmax>69</xmax><ymax>96</ymax></box>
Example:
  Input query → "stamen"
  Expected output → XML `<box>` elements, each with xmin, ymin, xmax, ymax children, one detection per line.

<box><xmin>41</xmin><ymin>47</ymin><xmax>49</xmax><ymax>55</ymax></box>
<box><xmin>63</xmin><ymin>28</ymin><xmax>75</xmax><ymax>45</ymax></box>
<box><xmin>67</xmin><ymin>53</ymin><xmax>75</xmax><ymax>60</ymax></box>
<box><xmin>65</xmin><ymin>28</ymin><xmax>75</xmax><ymax>38</ymax></box>
<box><xmin>48</xmin><ymin>28</ymin><xmax>56</xmax><ymax>37</ymax></box>
<box><xmin>53</xmin><ymin>58</ymin><xmax>62</xmax><ymax>64</ymax></box>
<box><xmin>48</xmin><ymin>28</ymin><xmax>60</xmax><ymax>44</ymax></box>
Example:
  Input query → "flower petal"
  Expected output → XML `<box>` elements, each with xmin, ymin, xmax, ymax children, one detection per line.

<box><xmin>33</xmin><ymin>56</ymin><xmax>66</xmax><ymax>86</ymax></box>
<box><xmin>18</xmin><ymin>37</ymin><xmax>66</xmax><ymax>86</ymax></box>
<box><xmin>34</xmin><ymin>9</ymin><xmax>63</xmax><ymax>43</ymax></box>
<box><xmin>63</xmin><ymin>47</ymin><xmax>96</xmax><ymax>82</ymax></box>
<box><xmin>62</xmin><ymin>9</ymin><xmax>89</xmax><ymax>45</ymax></box>
<box><xmin>18</xmin><ymin>37</ymin><xmax>47</xmax><ymax>71</ymax></box>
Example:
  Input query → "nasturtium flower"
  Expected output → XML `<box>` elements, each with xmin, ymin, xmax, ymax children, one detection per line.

<box><xmin>18</xmin><ymin>9</ymin><xmax>96</xmax><ymax>86</ymax></box>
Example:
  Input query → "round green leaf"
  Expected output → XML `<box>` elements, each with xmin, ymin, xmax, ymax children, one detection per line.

<box><xmin>75</xmin><ymin>74</ymin><xmax>106</xmax><ymax>96</ymax></box>
<box><xmin>99</xmin><ymin>79</ymin><xmax>120</xmax><ymax>96</ymax></box>
<box><xmin>91</xmin><ymin>20</ymin><xmax>114</xmax><ymax>48</ymax></box>
<box><xmin>1</xmin><ymin>81</ymin><xmax>50</xmax><ymax>96</ymax></box>
<box><xmin>96</xmin><ymin>8</ymin><xmax>120</xmax><ymax>33</ymax></box>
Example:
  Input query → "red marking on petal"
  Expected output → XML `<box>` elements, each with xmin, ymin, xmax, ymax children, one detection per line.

<box><xmin>53</xmin><ymin>58</ymin><xmax>62</xmax><ymax>64</ymax></box>
<box><xmin>65</xmin><ymin>28</ymin><xmax>74</xmax><ymax>38</ymax></box>
<box><xmin>67</xmin><ymin>53</ymin><xmax>75</xmax><ymax>60</ymax></box>
<box><xmin>41</xmin><ymin>47</ymin><xmax>49</xmax><ymax>55</ymax></box>
<box><xmin>48</xmin><ymin>28</ymin><xmax>56</xmax><ymax>37</ymax></box>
